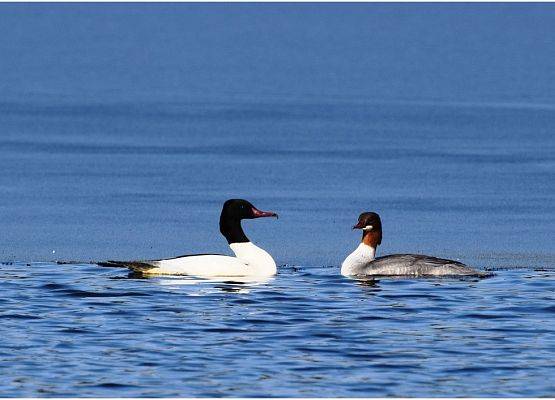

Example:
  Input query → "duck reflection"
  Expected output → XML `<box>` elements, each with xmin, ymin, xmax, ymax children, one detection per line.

<box><xmin>354</xmin><ymin>277</ymin><xmax>382</xmax><ymax>295</ymax></box>
<box><xmin>126</xmin><ymin>271</ymin><xmax>274</xmax><ymax>293</ymax></box>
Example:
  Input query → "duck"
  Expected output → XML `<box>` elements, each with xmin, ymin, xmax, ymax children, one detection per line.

<box><xmin>99</xmin><ymin>199</ymin><xmax>278</xmax><ymax>277</ymax></box>
<box><xmin>341</xmin><ymin>212</ymin><xmax>490</xmax><ymax>277</ymax></box>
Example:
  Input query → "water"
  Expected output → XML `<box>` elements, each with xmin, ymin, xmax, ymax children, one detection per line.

<box><xmin>1</xmin><ymin>261</ymin><xmax>555</xmax><ymax>397</ymax></box>
<box><xmin>1</xmin><ymin>4</ymin><xmax>555</xmax><ymax>397</ymax></box>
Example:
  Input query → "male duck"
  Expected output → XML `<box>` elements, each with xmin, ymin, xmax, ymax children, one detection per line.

<box><xmin>100</xmin><ymin>199</ymin><xmax>278</xmax><ymax>277</ymax></box>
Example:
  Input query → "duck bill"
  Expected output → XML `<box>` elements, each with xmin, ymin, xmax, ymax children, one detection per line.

<box><xmin>251</xmin><ymin>207</ymin><xmax>278</xmax><ymax>219</ymax></box>
<box><xmin>352</xmin><ymin>221</ymin><xmax>365</xmax><ymax>229</ymax></box>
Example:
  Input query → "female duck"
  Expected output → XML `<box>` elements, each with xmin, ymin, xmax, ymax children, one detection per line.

<box><xmin>341</xmin><ymin>212</ymin><xmax>489</xmax><ymax>277</ymax></box>
<box><xmin>101</xmin><ymin>199</ymin><xmax>278</xmax><ymax>277</ymax></box>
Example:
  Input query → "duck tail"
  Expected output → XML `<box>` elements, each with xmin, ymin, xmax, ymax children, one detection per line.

<box><xmin>97</xmin><ymin>260</ymin><xmax>155</xmax><ymax>272</ymax></box>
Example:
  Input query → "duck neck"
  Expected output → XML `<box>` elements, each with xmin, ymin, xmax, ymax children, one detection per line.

<box><xmin>341</xmin><ymin>241</ymin><xmax>376</xmax><ymax>276</ymax></box>
<box><xmin>362</xmin><ymin>230</ymin><xmax>380</xmax><ymax>253</ymax></box>
<box><xmin>220</xmin><ymin>217</ymin><xmax>249</xmax><ymax>245</ymax></box>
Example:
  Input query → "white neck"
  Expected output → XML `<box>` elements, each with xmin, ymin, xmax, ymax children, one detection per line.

<box><xmin>229</xmin><ymin>242</ymin><xmax>277</xmax><ymax>276</ymax></box>
<box><xmin>341</xmin><ymin>243</ymin><xmax>376</xmax><ymax>276</ymax></box>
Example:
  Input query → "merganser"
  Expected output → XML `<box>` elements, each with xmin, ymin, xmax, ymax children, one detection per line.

<box><xmin>341</xmin><ymin>212</ymin><xmax>490</xmax><ymax>277</ymax></box>
<box><xmin>100</xmin><ymin>199</ymin><xmax>278</xmax><ymax>277</ymax></box>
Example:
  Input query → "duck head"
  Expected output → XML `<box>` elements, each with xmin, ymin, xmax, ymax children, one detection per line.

<box><xmin>220</xmin><ymin>199</ymin><xmax>278</xmax><ymax>244</ymax></box>
<box><xmin>352</xmin><ymin>211</ymin><xmax>382</xmax><ymax>248</ymax></box>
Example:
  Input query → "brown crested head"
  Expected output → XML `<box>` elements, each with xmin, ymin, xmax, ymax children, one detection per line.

<box><xmin>352</xmin><ymin>212</ymin><xmax>382</xmax><ymax>246</ymax></box>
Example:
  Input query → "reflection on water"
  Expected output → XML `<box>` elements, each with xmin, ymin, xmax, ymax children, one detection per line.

<box><xmin>1</xmin><ymin>259</ymin><xmax>554</xmax><ymax>396</ymax></box>
<box><xmin>157</xmin><ymin>274</ymin><xmax>275</xmax><ymax>294</ymax></box>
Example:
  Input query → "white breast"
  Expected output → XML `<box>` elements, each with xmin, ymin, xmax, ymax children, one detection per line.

<box><xmin>341</xmin><ymin>243</ymin><xmax>376</xmax><ymax>276</ymax></box>
<box><xmin>229</xmin><ymin>242</ymin><xmax>277</xmax><ymax>276</ymax></box>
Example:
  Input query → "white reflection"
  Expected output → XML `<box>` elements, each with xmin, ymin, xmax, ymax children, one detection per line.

<box><xmin>156</xmin><ymin>275</ymin><xmax>274</xmax><ymax>294</ymax></box>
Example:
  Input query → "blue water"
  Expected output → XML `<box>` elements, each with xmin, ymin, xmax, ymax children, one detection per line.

<box><xmin>1</xmin><ymin>262</ymin><xmax>555</xmax><ymax>397</ymax></box>
<box><xmin>1</xmin><ymin>4</ymin><xmax>554</xmax><ymax>397</ymax></box>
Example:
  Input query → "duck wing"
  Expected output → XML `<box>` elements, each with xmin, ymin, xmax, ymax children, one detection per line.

<box><xmin>98</xmin><ymin>254</ymin><xmax>249</xmax><ymax>276</ymax></box>
<box><xmin>97</xmin><ymin>253</ymin><xmax>227</xmax><ymax>272</ymax></box>
<box><xmin>365</xmin><ymin>254</ymin><xmax>490</xmax><ymax>277</ymax></box>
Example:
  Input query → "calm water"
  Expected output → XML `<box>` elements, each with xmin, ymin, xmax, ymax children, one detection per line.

<box><xmin>1</xmin><ymin>4</ymin><xmax>554</xmax><ymax>397</ymax></box>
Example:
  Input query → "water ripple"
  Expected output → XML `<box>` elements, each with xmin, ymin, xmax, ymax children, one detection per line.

<box><xmin>0</xmin><ymin>261</ymin><xmax>554</xmax><ymax>396</ymax></box>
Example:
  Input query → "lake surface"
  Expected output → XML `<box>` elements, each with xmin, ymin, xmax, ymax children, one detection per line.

<box><xmin>0</xmin><ymin>4</ymin><xmax>554</xmax><ymax>397</ymax></box>
<box><xmin>1</xmin><ymin>261</ymin><xmax>555</xmax><ymax>397</ymax></box>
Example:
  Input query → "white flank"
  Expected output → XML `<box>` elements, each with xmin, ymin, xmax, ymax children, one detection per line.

<box><xmin>139</xmin><ymin>242</ymin><xmax>276</xmax><ymax>278</ymax></box>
